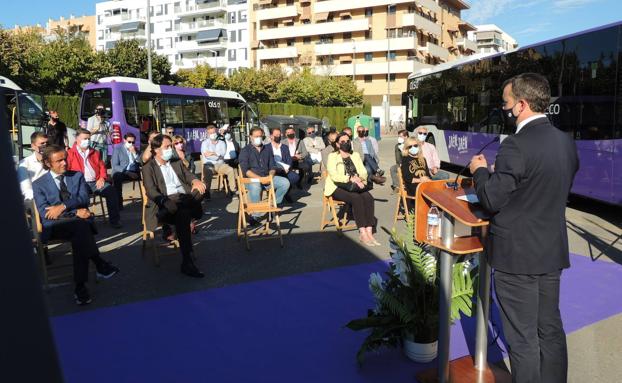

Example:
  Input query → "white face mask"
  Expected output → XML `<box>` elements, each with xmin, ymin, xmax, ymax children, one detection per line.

<box><xmin>125</xmin><ymin>141</ymin><xmax>133</xmax><ymax>149</ymax></box>
<box><xmin>224</xmin><ymin>133</ymin><xmax>231</xmax><ymax>141</ymax></box>
<box><xmin>252</xmin><ymin>137</ymin><xmax>263</xmax><ymax>146</ymax></box>
<box><xmin>162</xmin><ymin>148</ymin><xmax>173</xmax><ymax>161</ymax></box>
<box><xmin>79</xmin><ymin>139</ymin><xmax>90</xmax><ymax>149</ymax></box>
<box><xmin>409</xmin><ymin>146</ymin><xmax>419</xmax><ymax>156</ymax></box>
<box><xmin>397</xmin><ymin>137</ymin><xmax>405</xmax><ymax>144</ymax></box>
<box><xmin>209</xmin><ymin>133</ymin><xmax>218</xmax><ymax>141</ymax></box>
<box><xmin>398</xmin><ymin>143</ymin><xmax>404</xmax><ymax>150</ymax></box>
<box><xmin>417</xmin><ymin>133</ymin><xmax>427</xmax><ymax>141</ymax></box>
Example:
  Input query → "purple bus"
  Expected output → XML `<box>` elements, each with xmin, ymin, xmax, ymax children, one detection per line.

<box><xmin>404</xmin><ymin>21</ymin><xmax>622</xmax><ymax>205</ymax></box>
<box><xmin>79</xmin><ymin>76</ymin><xmax>258</xmax><ymax>155</ymax></box>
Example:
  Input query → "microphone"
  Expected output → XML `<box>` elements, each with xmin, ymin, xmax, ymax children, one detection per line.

<box><xmin>449</xmin><ymin>136</ymin><xmax>500</xmax><ymax>190</ymax></box>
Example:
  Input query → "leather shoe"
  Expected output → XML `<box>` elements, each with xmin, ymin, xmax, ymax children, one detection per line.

<box><xmin>376</xmin><ymin>169</ymin><xmax>385</xmax><ymax>177</ymax></box>
<box><xmin>370</xmin><ymin>175</ymin><xmax>386</xmax><ymax>185</ymax></box>
<box><xmin>181</xmin><ymin>261</ymin><xmax>204</xmax><ymax>278</ymax></box>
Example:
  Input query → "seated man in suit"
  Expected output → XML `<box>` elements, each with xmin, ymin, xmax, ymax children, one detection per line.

<box><xmin>142</xmin><ymin>134</ymin><xmax>207</xmax><ymax>278</ymax></box>
<box><xmin>239</xmin><ymin>127</ymin><xmax>291</xmax><ymax>224</ymax></box>
<box><xmin>283</xmin><ymin>125</ymin><xmax>310</xmax><ymax>187</ymax></box>
<box><xmin>111</xmin><ymin>132</ymin><xmax>141</xmax><ymax>210</ymax></box>
<box><xmin>352</xmin><ymin>122</ymin><xmax>386</xmax><ymax>185</ymax></box>
<box><xmin>33</xmin><ymin>145</ymin><xmax>119</xmax><ymax>305</ymax></box>
<box><xmin>222</xmin><ymin>129</ymin><xmax>240</xmax><ymax>169</ymax></box>
<box><xmin>390</xmin><ymin>129</ymin><xmax>409</xmax><ymax>193</ymax></box>
<box><xmin>321</xmin><ymin>130</ymin><xmax>338</xmax><ymax>169</ymax></box>
<box><xmin>67</xmin><ymin>129</ymin><xmax>122</xmax><ymax>228</ymax></box>
<box><xmin>265</xmin><ymin>127</ymin><xmax>298</xmax><ymax>202</ymax></box>
<box><xmin>18</xmin><ymin>132</ymin><xmax>49</xmax><ymax>202</ymax></box>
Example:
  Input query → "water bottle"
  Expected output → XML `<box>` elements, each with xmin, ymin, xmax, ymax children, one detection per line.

<box><xmin>427</xmin><ymin>205</ymin><xmax>441</xmax><ymax>241</ymax></box>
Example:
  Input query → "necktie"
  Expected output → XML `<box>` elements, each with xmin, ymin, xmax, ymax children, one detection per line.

<box><xmin>58</xmin><ymin>175</ymin><xmax>71</xmax><ymax>202</ymax></box>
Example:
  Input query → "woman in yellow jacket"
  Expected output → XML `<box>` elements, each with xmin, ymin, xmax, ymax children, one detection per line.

<box><xmin>325</xmin><ymin>132</ymin><xmax>379</xmax><ymax>246</ymax></box>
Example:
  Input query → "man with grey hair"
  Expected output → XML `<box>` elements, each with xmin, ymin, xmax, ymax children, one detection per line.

<box><xmin>470</xmin><ymin>73</ymin><xmax>578</xmax><ymax>383</ymax></box>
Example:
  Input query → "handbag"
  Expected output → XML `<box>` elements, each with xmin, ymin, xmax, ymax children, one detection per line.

<box><xmin>334</xmin><ymin>180</ymin><xmax>370</xmax><ymax>193</ymax></box>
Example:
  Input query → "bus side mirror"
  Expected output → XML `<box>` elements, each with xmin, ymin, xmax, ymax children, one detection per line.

<box><xmin>406</xmin><ymin>118</ymin><xmax>415</xmax><ymax>132</ymax></box>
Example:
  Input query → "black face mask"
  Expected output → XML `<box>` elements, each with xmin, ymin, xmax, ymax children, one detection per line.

<box><xmin>51</xmin><ymin>117</ymin><xmax>59</xmax><ymax>122</ymax></box>
<box><xmin>273</xmin><ymin>136</ymin><xmax>282</xmax><ymax>143</ymax></box>
<box><xmin>339</xmin><ymin>141</ymin><xmax>352</xmax><ymax>153</ymax></box>
<box><xmin>357</xmin><ymin>131</ymin><xmax>365</xmax><ymax>138</ymax></box>
<box><xmin>286</xmin><ymin>133</ymin><xmax>295</xmax><ymax>139</ymax></box>
<box><xmin>364</xmin><ymin>130</ymin><xmax>369</xmax><ymax>137</ymax></box>
<box><xmin>307</xmin><ymin>132</ymin><xmax>315</xmax><ymax>137</ymax></box>
<box><xmin>503</xmin><ymin>105</ymin><xmax>518</xmax><ymax>130</ymax></box>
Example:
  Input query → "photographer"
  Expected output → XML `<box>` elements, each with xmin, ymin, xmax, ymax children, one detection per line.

<box><xmin>46</xmin><ymin>110</ymin><xmax>68</xmax><ymax>148</ymax></box>
<box><xmin>86</xmin><ymin>104</ymin><xmax>110</xmax><ymax>163</ymax></box>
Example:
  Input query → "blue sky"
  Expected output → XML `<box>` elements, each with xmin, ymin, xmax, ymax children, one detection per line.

<box><xmin>0</xmin><ymin>0</ymin><xmax>621</xmax><ymax>47</ymax></box>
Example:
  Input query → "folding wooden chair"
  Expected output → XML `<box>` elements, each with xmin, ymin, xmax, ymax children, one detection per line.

<box><xmin>29</xmin><ymin>200</ymin><xmax>93</xmax><ymax>290</ymax></box>
<box><xmin>90</xmin><ymin>192</ymin><xmax>107</xmax><ymax>220</ymax></box>
<box><xmin>236</xmin><ymin>173</ymin><xmax>283</xmax><ymax>250</ymax></box>
<box><xmin>139</xmin><ymin>181</ymin><xmax>179</xmax><ymax>266</ymax></box>
<box><xmin>123</xmin><ymin>179</ymin><xmax>141</xmax><ymax>203</ymax></box>
<box><xmin>201</xmin><ymin>164</ymin><xmax>230</xmax><ymax>194</ymax></box>
<box><xmin>393</xmin><ymin>167</ymin><xmax>417</xmax><ymax>224</ymax></box>
<box><xmin>319</xmin><ymin>171</ymin><xmax>356</xmax><ymax>235</ymax></box>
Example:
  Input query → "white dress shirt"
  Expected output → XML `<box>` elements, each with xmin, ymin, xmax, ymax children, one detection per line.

<box><xmin>17</xmin><ymin>153</ymin><xmax>48</xmax><ymax>200</ymax></box>
<box><xmin>516</xmin><ymin>114</ymin><xmax>547</xmax><ymax>134</ymax></box>
<box><xmin>224</xmin><ymin>140</ymin><xmax>237</xmax><ymax>160</ymax></box>
<box><xmin>78</xmin><ymin>149</ymin><xmax>97</xmax><ymax>182</ymax></box>
<box><xmin>158</xmin><ymin>161</ymin><xmax>185</xmax><ymax>196</ymax></box>
<box><xmin>49</xmin><ymin>170</ymin><xmax>64</xmax><ymax>190</ymax></box>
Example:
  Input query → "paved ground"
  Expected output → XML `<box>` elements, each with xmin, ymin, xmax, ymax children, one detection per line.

<box><xmin>44</xmin><ymin>136</ymin><xmax>622</xmax><ymax>382</ymax></box>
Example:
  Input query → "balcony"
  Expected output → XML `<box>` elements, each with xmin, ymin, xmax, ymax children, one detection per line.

<box><xmin>419</xmin><ymin>41</ymin><xmax>449</xmax><ymax>61</ymax></box>
<box><xmin>314</xmin><ymin>37</ymin><xmax>416</xmax><ymax>56</ymax></box>
<box><xmin>314</xmin><ymin>0</ymin><xmax>417</xmax><ymax>14</ymax></box>
<box><xmin>176</xmin><ymin>0</ymin><xmax>226</xmax><ymax>18</ymax></box>
<box><xmin>313</xmin><ymin>59</ymin><xmax>432</xmax><ymax>76</ymax></box>
<box><xmin>105</xmin><ymin>13</ymin><xmax>146</xmax><ymax>27</ymax></box>
<box><xmin>417</xmin><ymin>0</ymin><xmax>441</xmax><ymax>14</ymax></box>
<box><xmin>456</xmin><ymin>37</ymin><xmax>478</xmax><ymax>53</ymax></box>
<box><xmin>176</xmin><ymin>38</ymin><xmax>227</xmax><ymax>53</ymax></box>
<box><xmin>174</xmin><ymin>56</ymin><xmax>226</xmax><ymax>69</ymax></box>
<box><xmin>256</xmin><ymin>5</ymin><xmax>299</xmax><ymax>21</ymax></box>
<box><xmin>176</xmin><ymin>19</ymin><xmax>226</xmax><ymax>34</ymax></box>
<box><xmin>402</xmin><ymin>12</ymin><xmax>441</xmax><ymax>37</ymax></box>
<box><xmin>258</xmin><ymin>18</ymin><xmax>369</xmax><ymax>41</ymax></box>
<box><xmin>257</xmin><ymin>46</ymin><xmax>298</xmax><ymax>61</ymax></box>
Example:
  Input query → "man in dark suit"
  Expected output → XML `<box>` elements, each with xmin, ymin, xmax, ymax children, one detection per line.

<box><xmin>111</xmin><ymin>132</ymin><xmax>141</xmax><ymax>210</ymax></box>
<box><xmin>283</xmin><ymin>125</ymin><xmax>310</xmax><ymax>187</ymax></box>
<box><xmin>265</xmin><ymin>127</ymin><xmax>299</xmax><ymax>202</ymax></box>
<box><xmin>33</xmin><ymin>145</ymin><xmax>119</xmax><ymax>305</ymax></box>
<box><xmin>141</xmin><ymin>134</ymin><xmax>207</xmax><ymax>278</ymax></box>
<box><xmin>470</xmin><ymin>73</ymin><xmax>579</xmax><ymax>383</ymax></box>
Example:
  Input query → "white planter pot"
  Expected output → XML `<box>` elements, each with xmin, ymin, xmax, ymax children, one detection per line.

<box><xmin>403</xmin><ymin>337</ymin><xmax>438</xmax><ymax>363</ymax></box>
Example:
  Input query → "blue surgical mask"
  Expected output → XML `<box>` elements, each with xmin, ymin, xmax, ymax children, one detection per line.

<box><xmin>224</xmin><ymin>133</ymin><xmax>232</xmax><ymax>141</ymax></box>
<box><xmin>209</xmin><ymin>133</ymin><xmax>218</xmax><ymax>141</ymax></box>
<box><xmin>397</xmin><ymin>137</ymin><xmax>405</xmax><ymax>144</ymax></box>
<box><xmin>409</xmin><ymin>146</ymin><xmax>419</xmax><ymax>156</ymax></box>
<box><xmin>79</xmin><ymin>139</ymin><xmax>90</xmax><ymax>149</ymax></box>
<box><xmin>417</xmin><ymin>133</ymin><xmax>427</xmax><ymax>141</ymax></box>
<box><xmin>253</xmin><ymin>137</ymin><xmax>263</xmax><ymax>146</ymax></box>
<box><xmin>162</xmin><ymin>148</ymin><xmax>173</xmax><ymax>161</ymax></box>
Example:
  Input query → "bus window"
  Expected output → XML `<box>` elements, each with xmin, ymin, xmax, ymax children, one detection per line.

<box><xmin>183</xmin><ymin>98</ymin><xmax>208</xmax><ymax>125</ymax></box>
<box><xmin>122</xmin><ymin>92</ymin><xmax>158</xmax><ymax>131</ymax></box>
<box><xmin>160</xmin><ymin>97</ymin><xmax>183</xmax><ymax>127</ymax></box>
<box><xmin>207</xmin><ymin>99</ymin><xmax>227</xmax><ymax>125</ymax></box>
<box><xmin>81</xmin><ymin>88</ymin><xmax>112</xmax><ymax>120</ymax></box>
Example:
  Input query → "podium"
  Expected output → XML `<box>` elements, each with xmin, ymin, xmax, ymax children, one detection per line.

<box><xmin>413</xmin><ymin>180</ymin><xmax>511</xmax><ymax>383</ymax></box>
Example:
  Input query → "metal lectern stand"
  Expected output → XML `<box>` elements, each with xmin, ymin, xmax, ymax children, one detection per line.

<box><xmin>413</xmin><ymin>180</ymin><xmax>510</xmax><ymax>383</ymax></box>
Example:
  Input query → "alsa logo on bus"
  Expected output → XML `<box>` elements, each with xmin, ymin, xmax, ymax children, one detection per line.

<box><xmin>207</xmin><ymin>101</ymin><xmax>221</xmax><ymax>109</ymax></box>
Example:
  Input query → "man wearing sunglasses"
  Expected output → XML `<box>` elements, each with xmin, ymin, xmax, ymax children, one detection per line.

<box><xmin>111</xmin><ymin>133</ymin><xmax>141</xmax><ymax>210</ymax></box>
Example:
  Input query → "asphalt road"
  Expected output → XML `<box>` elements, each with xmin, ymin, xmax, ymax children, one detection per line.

<box><xmin>43</xmin><ymin>136</ymin><xmax>622</xmax><ymax>382</ymax></box>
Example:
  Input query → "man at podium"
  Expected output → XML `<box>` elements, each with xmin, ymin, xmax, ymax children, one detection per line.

<box><xmin>469</xmin><ymin>73</ymin><xmax>579</xmax><ymax>383</ymax></box>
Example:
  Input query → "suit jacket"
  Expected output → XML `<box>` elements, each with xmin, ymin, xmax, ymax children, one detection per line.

<box><xmin>33</xmin><ymin>171</ymin><xmax>91</xmax><ymax>241</ymax></box>
<box><xmin>284</xmin><ymin>138</ymin><xmax>308</xmax><ymax>159</ymax></box>
<box><xmin>141</xmin><ymin>158</ymin><xmax>198</xmax><ymax>230</ymax></box>
<box><xmin>111</xmin><ymin>144</ymin><xmax>140</xmax><ymax>174</ymax></box>
<box><xmin>353</xmin><ymin>137</ymin><xmax>379</xmax><ymax>163</ymax></box>
<box><xmin>67</xmin><ymin>145</ymin><xmax>107</xmax><ymax>181</ymax></box>
<box><xmin>265</xmin><ymin>143</ymin><xmax>294</xmax><ymax>175</ymax></box>
<box><xmin>473</xmin><ymin>117</ymin><xmax>579</xmax><ymax>274</ymax></box>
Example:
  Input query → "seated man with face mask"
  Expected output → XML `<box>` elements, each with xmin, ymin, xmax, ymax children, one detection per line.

<box><xmin>18</xmin><ymin>132</ymin><xmax>50</xmax><ymax>202</ymax></box>
<box><xmin>238</xmin><ymin>127</ymin><xmax>291</xmax><ymax>224</ymax></box>
<box><xmin>390</xmin><ymin>129</ymin><xmax>410</xmax><ymax>192</ymax></box>
<box><xmin>415</xmin><ymin>127</ymin><xmax>449</xmax><ymax>180</ymax></box>
<box><xmin>201</xmin><ymin>124</ymin><xmax>238</xmax><ymax>198</ymax></box>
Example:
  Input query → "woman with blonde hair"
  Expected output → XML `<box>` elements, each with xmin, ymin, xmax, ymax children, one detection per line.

<box><xmin>173</xmin><ymin>135</ymin><xmax>196</xmax><ymax>175</ymax></box>
<box><xmin>400</xmin><ymin>136</ymin><xmax>431</xmax><ymax>209</ymax></box>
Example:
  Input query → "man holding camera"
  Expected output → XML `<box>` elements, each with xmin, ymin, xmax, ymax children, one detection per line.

<box><xmin>87</xmin><ymin>104</ymin><xmax>110</xmax><ymax>163</ymax></box>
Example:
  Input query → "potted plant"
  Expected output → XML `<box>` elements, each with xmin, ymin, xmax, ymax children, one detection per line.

<box><xmin>346</xmin><ymin>220</ymin><xmax>477</xmax><ymax>364</ymax></box>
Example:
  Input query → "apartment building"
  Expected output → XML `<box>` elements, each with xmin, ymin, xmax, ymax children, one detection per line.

<box><xmin>250</xmin><ymin>0</ymin><xmax>477</xmax><ymax>127</ymax></box>
<box><xmin>467</xmin><ymin>24</ymin><xmax>518</xmax><ymax>54</ymax></box>
<box><xmin>95</xmin><ymin>0</ymin><xmax>250</xmax><ymax>74</ymax></box>
<box><xmin>46</xmin><ymin>15</ymin><xmax>97</xmax><ymax>49</ymax></box>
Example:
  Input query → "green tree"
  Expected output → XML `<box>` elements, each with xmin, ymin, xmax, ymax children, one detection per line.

<box><xmin>228</xmin><ymin>66</ymin><xmax>287</xmax><ymax>102</ymax></box>
<box><xmin>176</xmin><ymin>64</ymin><xmax>228</xmax><ymax>89</ymax></box>
<box><xmin>0</xmin><ymin>28</ymin><xmax>44</xmax><ymax>91</ymax></box>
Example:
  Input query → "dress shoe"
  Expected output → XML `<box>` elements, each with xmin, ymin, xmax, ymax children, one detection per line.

<box><xmin>74</xmin><ymin>284</ymin><xmax>92</xmax><ymax>306</ymax></box>
<box><xmin>376</xmin><ymin>169</ymin><xmax>385</xmax><ymax>177</ymax></box>
<box><xmin>110</xmin><ymin>221</ymin><xmax>123</xmax><ymax>229</ymax></box>
<box><xmin>181</xmin><ymin>261</ymin><xmax>204</xmax><ymax>278</ymax></box>
<box><xmin>370</xmin><ymin>175</ymin><xmax>386</xmax><ymax>185</ymax></box>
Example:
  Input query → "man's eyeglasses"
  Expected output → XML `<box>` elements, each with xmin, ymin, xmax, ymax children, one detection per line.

<box><xmin>126</xmin><ymin>141</ymin><xmax>135</xmax><ymax>144</ymax></box>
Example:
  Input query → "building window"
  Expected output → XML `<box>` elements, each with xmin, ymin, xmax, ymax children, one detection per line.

<box><xmin>388</xmin><ymin>5</ymin><xmax>396</xmax><ymax>14</ymax></box>
<box><xmin>228</xmin><ymin>49</ymin><xmax>236</xmax><ymax>61</ymax></box>
<box><xmin>229</xmin><ymin>30</ymin><xmax>237</xmax><ymax>43</ymax></box>
<box><xmin>364</xmin><ymin>52</ymin><xmax>373</xmax><ymax>61</ymax></box>
<box><xmin>343</xmin><ymin>32</ymin><xmax>351</xmax><ymax>40</ymax></box>
<box><xmin>364</xmin><ymin>75</ymin><xmax>372</xmax><ymax>83</ymax></box>
<box><xmin>387</xmin><ymin>51</ymin><xmax>396</xmax><ymax>60</ymax></box>
<box><xmin>287</xmin><ymin>39</ymin><xmax>295</xmax><ymax>46</ymax></box>
<box><xmin>365</xmin><ymin>8</ymin><xmax>373</xmax><ymax>17</ymax></box>
<box><xmin>386</xmin><ymin>73</ymin><xmax>396</xmax><ymax>82</ymax></box>
<box><xmin>365</xmin><ymin>30</ymin><xmax>371</xmax><ymax>40</ymax></box>
<box><xmin>287</xmin><ymin>58</ymin><xmax>295</xmax><ymax>66</ymax></box>
<box><xmin>229</xmin><ymin>12</ymin><xmax>236</xmax><ymax>24</ymax></box>
<box><xmin>319</xmin><ymin>35</ymin><xmax>333</xmax><ymax>44</ymax></box>
<box><xmin>155</xmin><ymin>4</ymin><xmax>163</xmax><ymax>16</ymax></box>
<box><xmin>302</xmin><ymin>20</ymin><xmax>311</xmax><ymax>25</ymax></box>
<box><xmin>97</xmin><ymin>30</ymin><xmax>104</xmax><ymax>40</ymax></box>
<box><xmin>303</xmin><ymin>37</ymin><xmax>311</xmax><ymax>45</ymax></box>
<box><xmin>239</xmin><ymin>10</ymin><xmax>247</xmax><ymax>23</ymax></box>
<box><xmin>164</xmin><ymin>20</ymin><xmax>172</xmax><ymax>32</ymax></box>
<box><xmin>286</xmin><ymin>0</ymin><xmax>294</xmax><ymax>5</ymax></box>
<box><xmin>238</xmin><ymin>48</ymin><xmax>247</xmax><ymax>60</ymax></box>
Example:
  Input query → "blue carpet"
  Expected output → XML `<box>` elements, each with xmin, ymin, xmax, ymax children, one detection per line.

<box><xmin>51</xmin><ymin>254</ymin><xmax>622</xmax><ymax>383</ymax></box>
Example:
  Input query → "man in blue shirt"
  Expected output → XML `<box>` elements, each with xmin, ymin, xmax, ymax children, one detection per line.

<box><xmin>201</xmin><ymin>124</ymin><xmax>238</xmax><ymax>198</ymax></box>
<box><xmin>111</xmin><ymin>132</ymin><xmax>141</xmax><ymax>210</ymax></box>
<box><xmin>238</xmin><ymin>127</ymin><xmax>290</xmax><ymax>217</ymax></box>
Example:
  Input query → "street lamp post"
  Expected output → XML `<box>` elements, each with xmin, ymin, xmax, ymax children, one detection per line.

<box><xmin>146</xmin><ymin>0</ymin><xmax>152</xmax><ymax>81</ymax></box>
<box><xmin>386</xmin><ymin>3</ymin><xmax>395</xmax><ymax>133</ymax></box>
<box><xmin>351</xmin><ymin>39</ymin><xmax>356</xmax><ymax>81</ymax></box>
